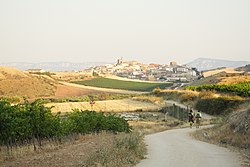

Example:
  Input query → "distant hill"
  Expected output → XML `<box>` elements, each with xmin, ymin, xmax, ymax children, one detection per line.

<box><xmin>235</xmin><ymin>64</ymin><xmax>250</xmax><ymax>72</ymax></box>
<box><xmin>186</xmin><ymin>58</ymin><xmax>249</xmax><ymax>71</ymax></box>
<box><xmin>0</xmin><ymin>66</ymin><xmax>56</xmax><ymax>98</ymax></box>
<box><xmin>0</xmin><ymin>62</ymin><xmax>111</xmax><ymax>72</ymax></box>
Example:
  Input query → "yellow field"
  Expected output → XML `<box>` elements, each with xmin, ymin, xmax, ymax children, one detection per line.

<box><xmin>46</xmin><ymin>99</ymin><xmax>161</xmax><ymax>113</ymax></box>
<box><xmin>203</xmin><ymin>68</ymin><xmax>242</xmax><ymax>77</ymax></box>
<box><xmin>219</xmin><ymin>75</ymin><xmax>250</xmax><ymax>84</ymax></box>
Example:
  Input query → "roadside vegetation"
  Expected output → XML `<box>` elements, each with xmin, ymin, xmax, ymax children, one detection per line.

<box><xmin>153</xmin><ymin>87</ymin><xmax>249</xmax><ymax>116</ymax></box>
<box><xmin>42</xmin><ymin>93</ymin><xmax>135</xmax><ymax>103</ymax></box>
<box><xmin>0</xmin><ymin>99</ymin><xmax>152</xmax><ymax>167</ymax></box>
<box><xmin>84</xmin><ymin>131</ymin><xmax>146</xmax><ymax>167</ymax></box>
<box><xmin>132</xmin><ymin>95</ymin><xmax>164</xmax><ymax>105</ymax></box>
<box><xmin>73</xmin><ymin>77</ymin><xmax>173</xmax><ymax>92</ymax></box>
<box><xmin>186</xmin><ymin>81</ymin><xmax>250</xmax><ymax>97</ymax></box>
<box><xmin>0</xmin><ymin>100</ymin><xmax>131</xmax><ymax>152</ymax></box>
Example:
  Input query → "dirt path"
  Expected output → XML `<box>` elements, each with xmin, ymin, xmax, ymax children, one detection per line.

<box><xmin>136</xmin><ymin>127</ymin><xmax>243</xmax><ymax>167</ymax></box>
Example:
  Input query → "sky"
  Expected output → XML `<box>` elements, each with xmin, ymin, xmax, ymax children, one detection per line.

<box><xmin>0</xmin><ymin>0</ymin><xmax>249</xmax><ymax>64</ymax></box>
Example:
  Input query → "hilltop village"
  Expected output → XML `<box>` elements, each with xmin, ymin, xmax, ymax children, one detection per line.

<box><xmin>86</xmin><ymin>58</ymin><xmax>201</xmax><ymax>82</ymax></box>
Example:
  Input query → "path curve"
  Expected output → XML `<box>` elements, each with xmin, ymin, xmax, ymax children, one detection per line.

<box><xmin>136</xmin><ymin>127</ymin><xmax>242</xmax><ymax>167</ymax></box>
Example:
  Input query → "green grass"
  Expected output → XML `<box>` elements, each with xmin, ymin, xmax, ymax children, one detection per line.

<box><xmin>73</xmin><ymin>78</ymin><xmax>173</xmax><ymax>92</ymax></box>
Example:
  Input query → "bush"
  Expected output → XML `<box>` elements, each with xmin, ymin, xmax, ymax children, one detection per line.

<box><xmin>0</xmin><ymin>100</ymin><xmax>131</xmax><ymax>151</ymax></box>
<box><xmin>180</xmin><ymin>93</ymin><xmax>197</xmax><ymax>103</ymax></box>
<box><xmin>198</xmin><ymin>91</ymin><xmax>215</xmax><ymax>99</ymax></box>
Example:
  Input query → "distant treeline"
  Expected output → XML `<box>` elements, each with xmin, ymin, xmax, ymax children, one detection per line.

<box><xmin>0</xmin><ymin>100</ymin><xmax>131</xmax><ymax>152</ymax></box>
<box><xmin>185</xmin><ymin>82</ymin><xmax>250</xmax><ymax>97</ymax></box>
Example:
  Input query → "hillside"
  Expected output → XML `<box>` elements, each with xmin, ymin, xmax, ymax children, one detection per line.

<box><xmin>0</xmin><ymin>66</ymin><xmax>28</xmax><ymax>79</ymax></box>
<box><xmin>187</xmin><ymin>58</ymin><xmax>249</xmax><ymax>71</ymax></box>
<box><xmin>236</xmin><ymin>64</ymin><xmax>250</xmax><ymax>72</ymax></box>
<box><xmin>191</xmin><ymin>68</ymin><xmax>249</xmax><ymax>86</ymax></box>
<box><xmin>0</xmin><ymin>66</ymin><xmax>56</xmax><ymax>98</ymax></box>
<box><xmin>202</xmin><ymin>68</ymin><xmax>242</xmax><ymax>77</ymax></box>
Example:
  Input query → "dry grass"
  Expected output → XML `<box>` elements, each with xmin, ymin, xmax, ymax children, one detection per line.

<box><xmin>0</xmin><ymin>66</ymin><xmax>57</xmax><ymax>98</ymax></box>
<box><xmin>202</xmin><ymin>68</ymin><xmax>242</xmax><ymax>77</ymax></box>
<box><xmin>219</xmin><ymin>75</ymin><xmax>250</xmax><ymax>85</ymax></box>
<box><xmin>51</xmin><ymin>71</ymin><xmax>93</xmax><ymax>82</ymax></box>
<box><xmin>46</xmin><ymin>99</ymin><xmax>161</xmax><ymax>113</ymax></box>
<box><xmin>84</xmin><ymin>132</ymin><xmax>146</xmax><ymax>167</ymax></box>
<box><xmin>0</xmin><ymin>66</ymin><xmax>28</xmax><ymax>79</ymax></box>
<box><xmin>132</xmin><ymin>95</ymin><xmax>164</xmax><ymax>105</ymax></box>
<box><xmin>0</xmin><ymin>77</ymin><xmax>56</xmax><ymax>98</ymax></box>
<box><xmin>1</xmin><ymin>132</ymin><xmax>143</xmax><ymax>167</ymax></box>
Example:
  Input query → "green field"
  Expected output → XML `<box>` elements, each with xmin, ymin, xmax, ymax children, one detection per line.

<box><xmin>73</xmin><ymin>78</ymin><xmax>173</xmax><ymax>92</ymax></box>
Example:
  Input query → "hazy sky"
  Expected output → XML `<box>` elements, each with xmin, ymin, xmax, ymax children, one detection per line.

<box><xmin>0</xmin><ymin>0</ymin><xmax>249</xmax><ymax>64</ymax></box>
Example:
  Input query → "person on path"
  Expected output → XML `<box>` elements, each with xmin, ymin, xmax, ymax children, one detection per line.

<box><xmin>195</xmin><ymin>111</ymin><xmax>202</xmax><ymax>128</ymax></box>
<box><xmin>188</xmin><ymin>109</ymin><xmax>194</xmax><ymax>128</ymax></box>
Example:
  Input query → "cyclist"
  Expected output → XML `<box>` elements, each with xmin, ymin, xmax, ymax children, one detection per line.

<box><xmin>195</xmin><ymin>111</ymin><xmax>202</xmax><ymax>128</ymax></box>
<box><xmin>188</xmin><ymin>109</ymin><xmax>194</xmax><ymax>128</ymax></box>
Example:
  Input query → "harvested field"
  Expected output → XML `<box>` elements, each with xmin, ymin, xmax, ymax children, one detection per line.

<box><xmin>54</xmin><ymin>84</ymin><xmax>103</xmax><ymax>98</ymax></box>
<box><xmin>46</xmin><ymin>99</ymin><xmax>161</xmax><ymax>113</ymax></box>
<box><xmin>203</xmin><ymin>68</ymin><xmax>242</xmax><ymax>77</ymax></box>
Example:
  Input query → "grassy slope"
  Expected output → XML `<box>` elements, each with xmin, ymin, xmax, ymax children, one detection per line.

<box><xmin>0</xmin><ymin>66</ymin><xmax>56</xmax><ymax>98</ymax></box>
<box><xmin>73</xmin><ymin>77</ymin><xmax>173</xmax><ymax>92</ymax></box>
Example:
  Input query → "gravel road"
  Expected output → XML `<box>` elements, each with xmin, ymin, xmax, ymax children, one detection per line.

<box><xmin>136</xmin><ymin>128</ymin><xmax>242</xmax><ymax>167</ymax></box>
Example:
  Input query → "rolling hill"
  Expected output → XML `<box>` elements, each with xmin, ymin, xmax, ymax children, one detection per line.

<box><xmin>187</xmin><ymin>58</ymin><xmax>249</xmax><ymax>71</ymax></box>
<box><xmin>0</xmin><ymin>66</ymin><xmax>56</xmax><ymax>98</ymax></box>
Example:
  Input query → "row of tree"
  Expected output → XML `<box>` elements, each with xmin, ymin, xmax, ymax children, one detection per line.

<box><xmin>0</xmin><ymin>100</ymin><xmax>131</xmax><ymax>151</ymax></box>
<box><xmin>185</xmin><ymin>82</ymin><xmax>250</xmax><ymax>97</ymax></box>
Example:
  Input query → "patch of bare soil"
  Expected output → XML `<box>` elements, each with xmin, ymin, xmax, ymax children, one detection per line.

<box><xmin>0</xmin><ymin>133</ymin><xmax>113</xmax><ymax>167</ymax></box>
<box><xmin>54</xmin><ymin>84</ymin><xmax>103</xmax><ymax>98</ymax></box>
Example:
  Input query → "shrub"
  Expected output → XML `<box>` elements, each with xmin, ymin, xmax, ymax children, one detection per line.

<box><xmin>0</xmin><ymin>100</ymin><xmax>131</xmax><ymax>152</ymax></box>
<box><xmin>198</xmin><ymin>91</ymin><xmax>215</xmax><ymax>99</ymax></box>
<box><xmin>180</xmin><ymin>93</ymin><xmax>197</xmax><ymax>103</ymax></box>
